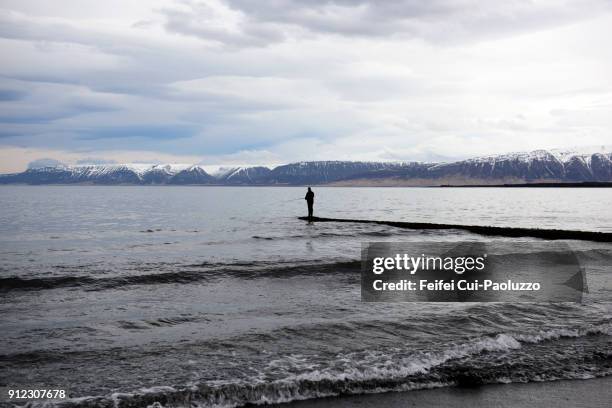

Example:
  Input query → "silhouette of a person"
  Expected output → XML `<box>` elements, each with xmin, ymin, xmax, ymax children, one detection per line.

<box><xmin>305</xmin><ymin>187</ymin><xmax>314</xmax><ymax>220</ymax></box>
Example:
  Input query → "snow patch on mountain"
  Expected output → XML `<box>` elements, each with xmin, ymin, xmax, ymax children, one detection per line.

<box><xmin>433</xmin><ymin>146</ymin><xmax>612</xmax><ymax>168</ymax></box>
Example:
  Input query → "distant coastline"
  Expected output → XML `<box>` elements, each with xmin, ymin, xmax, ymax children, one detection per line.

<box><xmin>440</xmin><ymin>181</ymin><xmax>612</xmax><ymax>188</ymax></box>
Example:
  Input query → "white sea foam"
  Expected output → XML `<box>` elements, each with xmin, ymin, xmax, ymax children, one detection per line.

<box><xmin>512</xmin><ymin>323</ymin><xmax>612</xmax><ymax>343</ymax></box>
<box><xmin>22</xmin><ymin>324</ymin><xmax>610</xmax><ymax>408</ymax></box>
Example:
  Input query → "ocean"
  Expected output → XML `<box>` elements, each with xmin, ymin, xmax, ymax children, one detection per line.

<box><xmin>0</xmin><ymin>186</ymin><xmax>611</xmax><ymax>407</ymax></box>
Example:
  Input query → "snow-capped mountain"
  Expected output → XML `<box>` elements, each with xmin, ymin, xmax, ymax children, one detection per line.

<box><xmin>215</xmin><ymin>166</ymin><xmax>272</xmax><ymax>184</ymax></box>
<box><xmin>1</xmin><ymin>147</ymin><xmax>611</xmax><ymax>185</ymax></box>
<box><xmin>0</xmin><ymin>164</ymin><xmax>200</xmax><ymax>185</ymax></box>
<box><xmin>427</xmin><ymin>146</ymin><xmax>612</xmax><ymax>182</ymax></box>
<box><xmin>264</xmin><ymin>161</ymin><xmax>416</xmax><ymax>184</ymax></box>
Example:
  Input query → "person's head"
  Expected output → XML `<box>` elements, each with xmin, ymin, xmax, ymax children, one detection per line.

<box><xmin>307</xmin><ymin>187</ymin><xmax>312</xmax><ymax>191</ymax></box>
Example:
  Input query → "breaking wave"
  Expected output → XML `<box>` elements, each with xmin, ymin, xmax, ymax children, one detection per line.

<box><xmin>21</xmin><ymin>324</ymin><xmax>612</xmax><ymax>408</ymax></box>
<box><xmin>0</xmin><ymin>260</ymin><xmax>360</xmax><ymax>292</ymax></box>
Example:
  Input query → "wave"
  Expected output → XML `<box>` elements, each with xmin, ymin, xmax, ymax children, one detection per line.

<box><xmin>0</xmin><ymin>275</ymin><xmax>97</xmax><ymax>291</ymax></box>
<box><xmin>0</xmin><ymin>271</ymin><xmax>211</xmax><ymax>292</ymax></box>
<box><xmin>19</xmin><ymin>324</ymin><xmax>612</xmax><ymax>408</ymax></box>
<box><xmin>512</xmin><ymin>323</ymin><xmax>612</xmax><ymax>343</ymax></box>
<box><xmin>0</xmin><ymin>260</ymin><xmax>361</xmax><ymax>292</ymax></box>
<box><xmin>116</xmin><ymin>316</ymin><xmax>207</xmax><ymax>330</ymax></box>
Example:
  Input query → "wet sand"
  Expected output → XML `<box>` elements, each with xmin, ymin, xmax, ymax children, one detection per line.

<box><xmin>274</xmin><ymin>377</ymin><xmax>612</xmax><ymax>408</ymax></box>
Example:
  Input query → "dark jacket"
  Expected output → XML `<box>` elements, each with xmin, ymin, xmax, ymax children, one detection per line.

<box><xmin>305</xmin><ymin>191</ymin><xmax>314</xmax><ymax>203</ymax></box>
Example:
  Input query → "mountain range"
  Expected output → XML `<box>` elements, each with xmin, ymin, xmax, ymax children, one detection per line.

<box><xmin>1</xmin><ymin>147</ymin><xmax>611</xmax><ymax>186</ymax></box>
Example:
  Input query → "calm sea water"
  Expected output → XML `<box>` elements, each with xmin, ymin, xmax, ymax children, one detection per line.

<box><xmin>0</xmin><ymin>186</ymin><xmax>611</xmax><ymax>407</ymax></box>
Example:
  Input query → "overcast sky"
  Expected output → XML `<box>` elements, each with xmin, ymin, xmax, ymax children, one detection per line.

<box><xmin>1</xmin><ymin>0</ymin><xmax>611</xmax><ymax>172</ymax></box>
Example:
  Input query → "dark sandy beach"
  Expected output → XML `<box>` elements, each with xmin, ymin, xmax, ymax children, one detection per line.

<box><xmin>274</xmin><ymin>377</ymin><xmax>612</xmax><ymax>408</ymax></box>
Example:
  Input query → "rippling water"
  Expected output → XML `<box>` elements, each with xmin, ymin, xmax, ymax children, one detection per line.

<box><xmin>0</xmin><ymin>186</ymin><xmax>611</xmax><ymax>407</ymax></box>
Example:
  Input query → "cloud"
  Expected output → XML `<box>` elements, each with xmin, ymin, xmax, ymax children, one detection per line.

<box><xmin>0</xmin><ymin>88</ymin><xmax>26</xmax><ymax>101</ymax></box>
<box><xmin>79</xmin><ymin>124</ymin><xmax>198</xmax><ymax>141</ymax></box>
<box><xmin>76</xmin><ymin>157</ymin><xmax>117</xmax><ymax>165</ymax></box>
<box><xmin>0</xmin><ymin>145</ymin><xmax>205</xmax><ymax>173</ymax></box>
<box><xmin>1</xmin><ymin>1</ymin><xmax>612</xmax><ymax>172</ymax></box>
<box><xmin>161</xmin><ymin>0</ymin><xmax>612</xmax><ymax>47</ymax></box>
<box><xmin>161</xmin><ymin>0</ymin><xmax>287</xmax><ymax>48</ymax></box>
<box><xmin>27</xmin><ymin>157</ymin><xmax>65</xmax><ymax>169</ymax></box>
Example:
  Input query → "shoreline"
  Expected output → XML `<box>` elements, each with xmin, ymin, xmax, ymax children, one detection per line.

<box><xmin>272</xmin><ymin>376</ymin><xmax>612</xmax><ymax>408</ymax></box>
<box><xmin>298</xmin><ymin>216</ymin><xmax>612</xmax><ymax>242</ymax></box>
<box><xmin>440</xmin><ymin>182</ymin><xmax>612</xmax><ymax>187</ymax></box>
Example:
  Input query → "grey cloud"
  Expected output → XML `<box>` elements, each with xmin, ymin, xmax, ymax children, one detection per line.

<box><xmin>163</xmin><ymin>6</ymin><xmax>286</xmax><ymax>47</ymax></box>
<box><xmin>0</xmin><ymin>11</ymin><xmax>222</xmax><ymax>93</ymax></box>
<box><xmin>76</xmin><ymin>158</ymin><xmax>117</xmax><ymax>165</ymax></box>
<box><xmin>160</xmin><ymin>0</ymin><xmax>612</xmax><ymax>47</ymax></box>
<box><xmin>0</xmin><ymin>82</ymin><xmax>121</xmax><ymax>125</ymax></box>
<box><xmin>27</xmin><ymin>158</ymin><xmax>65</xmax><ymax>168</ymax></box>
<box><xmin>0</xmin><ymin>88</ymin><xmax>27</xmax><ymax>101</ymax></box>
<box><xmin>0</xmin><ymin>10</ymin><xmax>130</xmax><ymax>53</ymax></box>
<box><xmin>132</xmin><ymin>19</ymin><xmax>156</xmax><ymax>29</ymax></box>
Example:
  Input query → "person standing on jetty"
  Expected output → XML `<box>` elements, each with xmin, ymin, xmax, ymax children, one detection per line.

<box><xmin>305</xmin><ymin>187</ymin><xmax>315</xmax><ymax>220</ymax></box>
